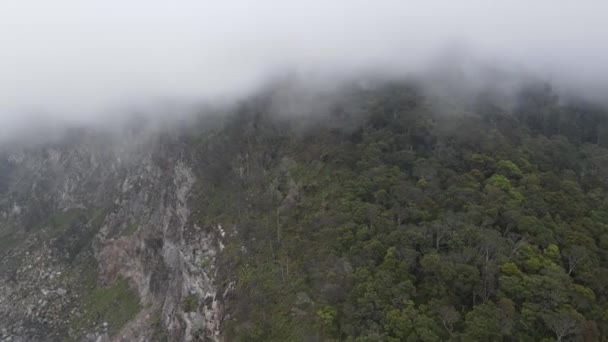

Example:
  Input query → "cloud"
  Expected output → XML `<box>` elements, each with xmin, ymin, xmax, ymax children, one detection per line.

<box><xmin>0</xmin><ymin>0</ymin><xmax>607</xmax><ymax>142</ymax></box>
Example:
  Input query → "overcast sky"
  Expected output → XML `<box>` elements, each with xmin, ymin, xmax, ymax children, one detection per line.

<box><xmin>1</xmin><ymin>0</ymin><xmax>607</xmax><ymax>142</ymax></box>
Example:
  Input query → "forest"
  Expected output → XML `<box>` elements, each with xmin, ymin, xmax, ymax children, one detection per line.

<box><xmin>188</xmin><ymin>80</ymin><xmax>608</xmax><ymax>341</ymax></box>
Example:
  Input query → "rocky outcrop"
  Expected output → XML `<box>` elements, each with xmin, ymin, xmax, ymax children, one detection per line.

<box><xmin>0</xmin><ymin>128</ymin><xmax>225</xmax><ymax>341</ymax></box>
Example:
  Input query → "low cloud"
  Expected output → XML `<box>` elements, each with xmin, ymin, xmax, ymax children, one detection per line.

<box><xmin>1</xmin><ymin>0</ymin><xmax>607</xmax><ymax>142</ymax></box>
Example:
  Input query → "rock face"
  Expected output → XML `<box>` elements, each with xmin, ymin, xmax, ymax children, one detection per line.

<box><xmin>0</xmin><ymin>128</ymin><xmax>225</xmax><ymax>341</ymax></box>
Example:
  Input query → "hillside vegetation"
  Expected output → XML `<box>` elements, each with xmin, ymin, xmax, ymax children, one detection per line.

<box><xmin>2</xmin><ymin>79</ymin><xmax>608</xmax><ymax>341</ymax></box>
<box><xmin>190</xmin><ymin>81</ymin><xmax>608</xmax><ymax>341</ymax></box>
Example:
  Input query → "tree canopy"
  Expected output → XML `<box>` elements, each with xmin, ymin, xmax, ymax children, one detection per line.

<box><xmin>191</xmin><ymin>81</ymin><xmax>608</xmax><ymax>341</ymax></box>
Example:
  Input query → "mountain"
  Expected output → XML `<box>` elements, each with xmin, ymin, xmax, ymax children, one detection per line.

<box><xmin>2</xmin><ymin>80</ymin><xmax>608</xmax><ymax>341</ymax></box>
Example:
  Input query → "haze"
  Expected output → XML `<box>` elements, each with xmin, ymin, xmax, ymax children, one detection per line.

<box><xmin>1</xmin><ymin>0</ymin><xmax>607</xmax><ymax>142</ymax></box>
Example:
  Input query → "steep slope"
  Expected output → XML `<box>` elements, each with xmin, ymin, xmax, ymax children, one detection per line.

<box><xmin>191</xmin><ymin>82</ymin><xmax>608</xmax><ymax>341</ymax></box>
<box><xmin>0</xmin><ymin>128</ymin><xmax>224</xmax><ymax>341</ymax></box>
<box><xmin>2</xmin><ymin>80</ymin><xmax>608</xmax><ymax>341</ymax></box>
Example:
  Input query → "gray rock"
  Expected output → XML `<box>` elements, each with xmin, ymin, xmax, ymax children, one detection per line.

<box><xmin>0</xmin><ymin>129</ymin><xmax>225</xmax><ymax>341</ymax></box>
<box><xmin>295</xmin><ymin>292</ymin><xmax>313</xmax><ymax>307</ymax></box>
<box><xmin>95</xmin><ymin>333</ymin><xmax>110</xmax><ymax>342</ymax></box>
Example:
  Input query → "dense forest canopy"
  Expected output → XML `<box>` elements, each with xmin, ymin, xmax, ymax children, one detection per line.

<box><xmin>188</xmin><ymin>80</ymin><xmax>608</xmax><ymax>341</ymax></box>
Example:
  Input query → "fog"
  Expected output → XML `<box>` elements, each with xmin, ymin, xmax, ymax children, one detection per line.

<box><xmin>1</xmin><ymin>0</ymin><xmax>607</xmax><ymax>143</ymax></box>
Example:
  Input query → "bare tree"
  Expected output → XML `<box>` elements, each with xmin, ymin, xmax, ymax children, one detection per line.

<box><xmin>438</xmin><ymin>305</ymin><xmax>460</xmax><ymax>336</ymax></box>
<box><xmin>543</xmin><ymin>311</ymin><xmax>580</xmax><ymax>342</ymax></box>
<box><xmin>563</xmin><ymin>246</ymin><xmax>587</xmax><ymax>276</ymax></box>
<box><xmin>475</xmin><ymin>261</ymin><xmax>497</xmax><ymax>303</ymax></box>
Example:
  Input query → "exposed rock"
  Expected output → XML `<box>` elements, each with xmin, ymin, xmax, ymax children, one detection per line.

<box><xmin>295</xmin><ymin>292</ymin><xmax>313</xmax><ymax>308</ymax></box>
<box><xmin>0</xmin><ymin>127</ymin><xmax>226</xmax><ymax>341</ymax></box>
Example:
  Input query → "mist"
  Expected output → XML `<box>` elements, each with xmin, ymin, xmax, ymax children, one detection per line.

<box><xmin>1</xmin><ymin>0</ymin><xmax>607</xmax><ymax>143</ymax></box>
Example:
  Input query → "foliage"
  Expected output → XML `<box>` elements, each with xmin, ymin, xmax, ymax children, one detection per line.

<box><xmin>72</xmin><ymin>276</ymin><xmax>141</xmax><ymax>337</ymax></box>
<box><xmin>182</xmin><ymin>294</ymin><xmax>199</xmax><ymax>312</ymax></box>
<box><xmin>190</xmin><ymin>81</ymin><xmax>608</xmax><ymax>340</ymax></box>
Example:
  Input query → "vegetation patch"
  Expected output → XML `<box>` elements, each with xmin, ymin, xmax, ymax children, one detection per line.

<box><xmin>0</xmin><ymin>231</ymin><xmax>18</xmax><ymax>252</ymax></box>
<box><xmin>191</xmin><ymin>82</ymin><xmax>608</xmax><ymax>340</ymax></box>
<box><xmin>43</xmin><ymin>207</ymin><xmax>106</xmax><ymax>236</ymax></box>
<box><xmin>72</xmin><ymin>276</ymin><xmax>141</xmax><ymax>337</ymax></box>
<box><xmin>124</xmin><ymin>222</ymin><xmax>139</xmax><ymax>236</ymax></box>
<box><xmin>182</xmin><ymin>294</ymin><xmax>199</xmax><ymax>312</ymax></box>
